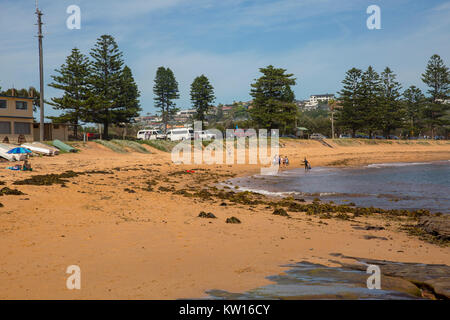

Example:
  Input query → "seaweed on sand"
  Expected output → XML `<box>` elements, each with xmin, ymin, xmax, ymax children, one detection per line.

<box><xmin>13</xmin><ymin>170</ymin><xmax>113</xmax><ymax>186</ymax></box>
<box><xmin>0</xmin><ymin>187</ymin><xmax>25</xmax><ymax>195</ymax></box>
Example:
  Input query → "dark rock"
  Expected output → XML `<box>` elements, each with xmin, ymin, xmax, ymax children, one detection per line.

<box><xmin>363</xmin><ymin>235</ymin><xmax>388</xmax><ymax>240</ymax></box>
<box><xmin>416</xmin><ymin>216</ymin><xmax>450</xmax><ymax>241</ymax></box>
<box><xmin>226</xmin><ymin>217</ymin><xmax>241</xmax><ymax>224</ymax></box>
<box><xmin>353</xmin><ymin>225</ymin><xmax>385</xmax><ymax>231</ymax></box>
<box><xmin>198</xmin><ymin>211</ymin><xmax>217</xmax><ymax>219</ymax></box>
<box><xmin>273</xmin><ymin>208</ymin><xmax>289</xmax><ymax>217</ymax></box>
<box><xmin>334</xmin><ymin>257</ymin><xmax>450</xmax><ymax>299</ymax></box>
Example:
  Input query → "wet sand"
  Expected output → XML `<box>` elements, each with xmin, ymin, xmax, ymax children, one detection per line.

<box><xmin>0</xmin><ymin>139</ymin><xmax>449</xmax><ymax>299</ymax></box>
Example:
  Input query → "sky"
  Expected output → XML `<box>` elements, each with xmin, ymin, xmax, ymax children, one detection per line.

<box><xmin>0</xmin><ymin>0</ymin><xmax>449</xmax><ymax>118</ymax></box>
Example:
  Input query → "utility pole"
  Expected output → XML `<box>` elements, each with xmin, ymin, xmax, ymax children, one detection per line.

<box><xmin>36</xmin><ymin>3</ymin><xmax>45</xmax><ymax>141</ymax></box>
<box><xmin>331</xmin><ymin>109</ymin><xmax>335</xmax><ymax>139</ymax></box>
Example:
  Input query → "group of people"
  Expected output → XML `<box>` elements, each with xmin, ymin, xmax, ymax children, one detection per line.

<box><xmin>272</xmin><ymin>155</ymin><xmax>312</xmax><ymax>171</ymax></box>
<box><xmin>273</xmin><ymin>155</ymin><xmax>290</xmax><ymax>168</ymax></box>
<box><xmin>7</xmin><ymin>159</ymin><xmax>32</xmax><ymax>171</ymax></box>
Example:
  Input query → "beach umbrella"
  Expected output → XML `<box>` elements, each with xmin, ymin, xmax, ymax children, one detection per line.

<box><xmin>7</xmin><ymin>147</ymin><xmax>32</xmax><ymax>154</ymax></box>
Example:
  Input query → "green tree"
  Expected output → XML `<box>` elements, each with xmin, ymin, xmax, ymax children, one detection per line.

<box><xmin>115</xmin><ymin>66</ymin><xmax>141</xmax><ymax>124</ymax></box>
<box><xmin>88</xmin><ymin>35</ymin><xmax>124</xmax><ymax>138</ymax></box>
<box><xmin>231</xmin><ymin>102</ymin><xmax>249</xmax><ymax>120</ymax></box>
<box><xmin>421</xmin><ymin>54</ymin><xmax>449</xmax><ymax>102</ymax></box>
<box><xmin>47</xmin><ymin>48</ymin><xmax>91</xmax><ymax>137</ymax></box>
<box><xmin>249</xmin><ymin>65</ymin><xmax>297</xmax><ymax>133</ymax></box>
<box><xmin>379</xmin><ymin>67</ymin><xmax>403</xmax><ymax>136</ymax></box>
<box><xmin>421</xmin><ymin>54</ymin><xmax>450</xmax><ymax>136</ymax></box>
<box><xmin>153</xmin><ymin>67</ymin><xmax>180</xmax><ymax>133</ymax></box>
<box><xmin>190</xmin><ymin>75</ymin><xmax>215</xmax><ymax>125</ymax></box>
<box><xmin>359</xmin><ymin>66</ymin><xmax>382</xmax><ymax>137</ymax></box>
<box><xmin>336</xmin><ymin>68</ymin><xmax>363</xmax><ymax>137</ymax></box>
<box><xmin>403</xmin><ymin>86</ymin><xmax>426</xmax><ymax>136</ymax></box>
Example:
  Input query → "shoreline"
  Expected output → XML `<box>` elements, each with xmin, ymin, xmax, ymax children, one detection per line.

<box><xmin>227</xmin><ymin>160</ymin><xmax>450</xmax><ymax>214</ymax></box>
<box><xmin>0</xmin><ymin>140</ymin><xmax>449</xmax><ymax>299</ymax></box>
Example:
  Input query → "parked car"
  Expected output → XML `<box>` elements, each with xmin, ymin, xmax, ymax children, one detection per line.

<box><xmin>355</xmin><ymin>134</ymin><xmax>370</xmax><ymax>139</ymax></box>
<box><xmin>434</xmin><ymin>136</ymin><xmax>445</xmax><ymax>140</ymax></box>
<box><xmin>281</xmin><ymin>134</ymin><xmax>297</xmax><ymax>139</ymax></box>
<box><xmin>374</xmin><ymin>135</ymin><xmax>386</xmax><ymax>140</ymax></box>
<box><xmin>339</xmin><ymin>134</ymin><xmax>352</xmax><ymax>138</ymax></box>
<box><xmin>310</xmin><ymin>133</ymin><xmax>327</xmax><ymax>140</ymax></box>
<box><xmin>387</xmin><ymin>135</ymin><xmax>399</xmax><ymax>140</ymax></box>
<box><xmin>194</xmin><ymin>130</ymin><xmax>216</xmax><ymax>140</ymax></box>
<box><xmin>166</xmin><ymin>128</ymin><xmax>194</xmax><ymax>141</ymax></box>
<box><xmin>137</xmin><ymin>129</ymin><xmax>165</xmax><ymax>140</ymax></box>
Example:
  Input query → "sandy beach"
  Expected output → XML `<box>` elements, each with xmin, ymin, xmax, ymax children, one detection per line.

<box><xmin>0</xmin><ymin>139</ymin><xmax>449</xmax><ymax>299</ymax></box>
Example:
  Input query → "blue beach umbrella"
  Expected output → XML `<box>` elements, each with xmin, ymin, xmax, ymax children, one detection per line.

<box><xmin>7</xmin><ymin>147</ymin><xmax>32</xmax><ymax>154</ymax></box>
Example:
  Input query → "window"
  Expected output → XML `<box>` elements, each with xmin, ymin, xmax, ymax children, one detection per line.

<box><xmin>16</xmin><ymin>101</ymin><xmax>28</xmax><ymax>110</ymax></box>
<box><xmin>0</xmin><ymin>121</ymin><xmax>11</xmax><ymax>134</ymax></box>
<box><xmin>14</xmin><ymin>122</ymin><xmax>31</xmax><ymax>135</ymax></box>
<box><xmin>0</xmin><ymin>100</ymin><xmax>6</xmax><ymax>109</ymax></box>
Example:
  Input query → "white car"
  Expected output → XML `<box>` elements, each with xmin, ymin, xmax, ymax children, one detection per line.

<box><xmin>166</xmin><ymin>128</ymin><xmax>194</xmax><ymax>141</ymax></box>
<box><xmin>194</xmin><ymin>131</ymin><xmax>216</xmax><ymax>140</ymax></box>
<box><xmin>310</xmin><ymin>133</ymin><xmax>327</xmax><ymax>140</ymax></box>
<box><xmin>137</xmin><ymin>130</ymin><xmax>165</xmax><ymax>140</ymax></box>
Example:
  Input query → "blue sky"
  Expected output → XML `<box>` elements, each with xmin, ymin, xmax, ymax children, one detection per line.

<box><xmin>0</xmin><ymin>0</ymin><xmax>449</xmax><ymax>118</ymax></box>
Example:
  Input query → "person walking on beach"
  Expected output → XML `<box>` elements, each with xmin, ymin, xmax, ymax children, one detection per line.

<box><xmin>279</xmin><ymin>155</ymin><xmax>282</xmax><ymax>167</ymax></box>
<box><xmin>285</xmin><ymin>156</ymin><xmax>289</xmax><ymax>167</ymax></box>
<box><xmin>303</xmin><ymin>157</ymin><xmax>310</xmax><ymax>171</ymax></box>
<box><xmin>273</xmin><ymin>155</ymin><xmax>279</xmax><ymax>166</ymax></box>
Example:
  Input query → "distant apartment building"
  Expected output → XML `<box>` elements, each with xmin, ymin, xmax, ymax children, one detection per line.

<box><xmin>436</xmin><ymin>98</ymin><xmax>450</xmax><ymax>104</ymax></box>
<box><xmin>303</xmin><ymin>94</ymin><xmax>335</xmax><ymax>110</ymax></box>
<box><xmin>0</xmin><ymin>93</ymin><xmax>34</xmax><ymax>143</ymax></box>
<box><xmin>176</xmin><ymin>109</ymin><xmax>196</xmax><ymax>118</ymax></box>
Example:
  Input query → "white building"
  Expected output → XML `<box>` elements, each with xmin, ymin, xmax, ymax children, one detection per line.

<box><xmin>304</xmin><ymin>94</ymin><xmax>335</xmax><ymax>110</ymax></box>
<box><xmin>176</xmin><ymin>109</ymin><xmax>196</xmax><ymax>118</ymax></box>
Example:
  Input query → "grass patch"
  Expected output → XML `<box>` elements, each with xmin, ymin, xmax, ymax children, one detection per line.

<box><xmin>111</xmin><ymin>140</ymin><xmax>150</xmax><ymax>153</ymax></box>
<box><xmin>94</xmin><ymin>140</ymin><xmax>127</xmax><ymax>153</ymax></box>
<box><xmin>138</xmin><ymin>140</ymin><xmax>180</xmax><ymax>152</ymax></box>
<box><xmin>331</xmin><ymin>139</ymin><xmax>360</xmax><ymax>146</ymax></box>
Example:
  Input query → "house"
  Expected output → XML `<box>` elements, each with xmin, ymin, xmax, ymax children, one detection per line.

<box><xmin>32</xmin><ymin>123</ymin><xmax>70</xmax><ymax>141</ymax></box>
<box><xmin>0</xmin><ymin>92</ymin><xmax>34</xmax><ymax>144</ymax></box>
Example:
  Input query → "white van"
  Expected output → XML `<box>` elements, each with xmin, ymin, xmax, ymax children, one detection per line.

<box><xmin>137</xmin><ymin>129</ymin><xmax>165</xmax><ymax>140</ymax></box>
<box><xmin>166</xmin><ymin>128</ymin><xmax>194</xmax><ymax>141</ymax></box>
<box><xmin>194</xmin><ymin>130</ymin><xmax>216</xmax><ymax>140</ymax></box>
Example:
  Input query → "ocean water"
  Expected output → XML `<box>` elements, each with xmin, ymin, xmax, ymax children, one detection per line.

<box><xmin>229</xmin><ymin>161</ymin><xmax>450</xmax><ymax>213</ymax></box>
